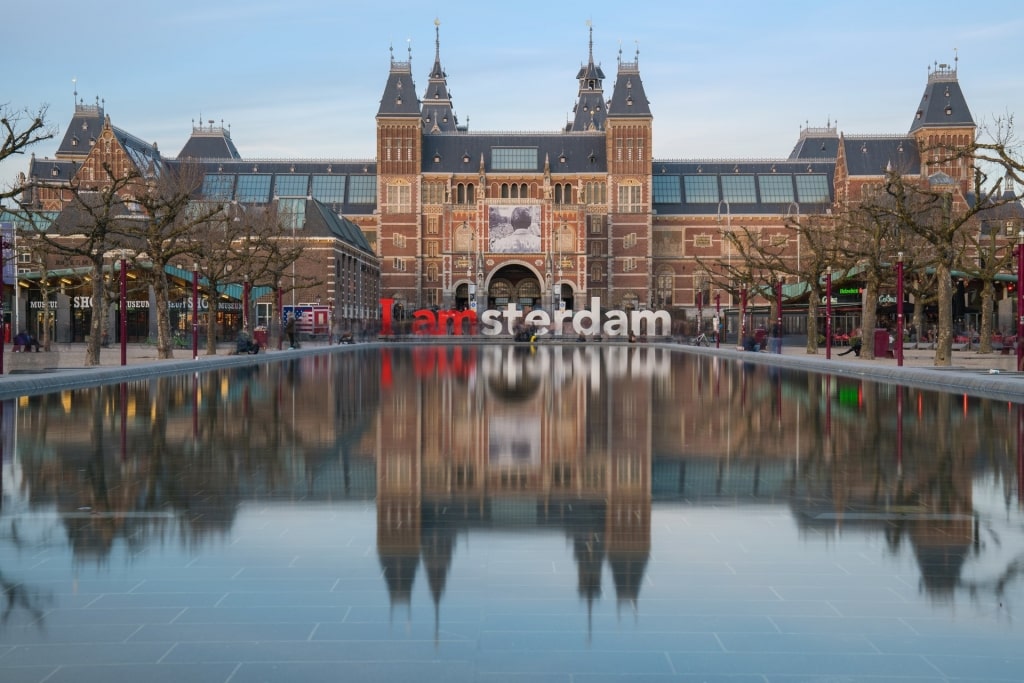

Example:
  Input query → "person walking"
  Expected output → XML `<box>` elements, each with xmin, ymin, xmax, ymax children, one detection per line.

<box><xmin>285</xmin><ymin>314</ymin><xmax>297</xmax><ymax>349</ymax></box>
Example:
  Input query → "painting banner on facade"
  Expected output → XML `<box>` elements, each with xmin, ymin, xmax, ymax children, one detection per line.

<box><xmin>1</xmin><ymin>222</ymin><xmax>14</xmax><ymax>285</ymax></box>
<box><xmin>488</xmin><ymin>205</ymin><xmax>541</xmax><ymax>253</ymax></box>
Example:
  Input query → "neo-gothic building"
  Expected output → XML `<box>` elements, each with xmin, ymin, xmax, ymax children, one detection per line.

<box><xmin>17</xmin><ymin>23</ymin><xmax>999</xmax><ymax>342</ymax></box>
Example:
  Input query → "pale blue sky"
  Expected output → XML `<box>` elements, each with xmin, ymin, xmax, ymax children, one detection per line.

<box><xmin>2</xmin><ymin>0</ymin><xmax>1022</xmax><ymax>193</ymax></box>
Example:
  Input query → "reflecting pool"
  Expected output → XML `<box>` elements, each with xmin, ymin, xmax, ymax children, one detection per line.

<box><xmin>1</xmin><ymin>345</ymin><xmax>1023</xmax><ymax>682</ymax></box>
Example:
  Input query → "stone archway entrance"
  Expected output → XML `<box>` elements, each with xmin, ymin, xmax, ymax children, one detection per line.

<box><xmin>486</xmin><ymin>264</ymin><xmax>543</xmax><ymax>310</ymax></box>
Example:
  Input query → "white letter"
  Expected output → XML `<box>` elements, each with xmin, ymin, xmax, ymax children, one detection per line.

<box><xmin>604</xmin><ymin>310</ymin><xmax>629</xmax><ymax>337</ymax></box>
<box><xmin>573</xmin><ymin>296</ymin><xmax>602</xmax><ymax>335</ymax></box>
<box><xmin>480</xmin><ymin>309</ymin><xmax>503</xmax><ymax>336</ymax></box>
<box><xmin>524</xmin><ymin>309</ymin><xmax>550</xmax><ymax>334</ymax></box>
<box><xmin>631</xmin><ymin>309</ymin><xmax>671</xmax><ymax>336</ymax></box>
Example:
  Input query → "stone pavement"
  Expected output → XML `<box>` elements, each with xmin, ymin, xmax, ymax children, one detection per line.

<box><xmin>1</xmin><ymin>338</ymin><xmax>1022</xmax><ymax>402</ymax></box>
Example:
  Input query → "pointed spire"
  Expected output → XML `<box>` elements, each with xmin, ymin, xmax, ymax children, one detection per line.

<box><xmin>421</xmin><ymin>18</ymin><xmax>458</xmax><ymax>132</ymax></box>
<box><xmin>570</xmin><ymin>21</ymin><xmax>607</xmax><ymax>132</ymax></box>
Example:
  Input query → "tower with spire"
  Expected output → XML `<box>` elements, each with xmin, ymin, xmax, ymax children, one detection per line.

<box><xmin>421</xmin><ymin>19</ymin><xmax>460</xmax><ymax>134</ymax></box>
<box><xmin>909</xmin><ymin>53</ymin><xmax>976</xmax><ymax>193</ymax></box>
<box><xmin>568</xmin><ymin>21</ymin><xmax>607</xmax><ymax>132</ymax></box>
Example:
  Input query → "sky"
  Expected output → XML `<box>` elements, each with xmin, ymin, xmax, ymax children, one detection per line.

<box><xmin>2</xmin><ymin>0</ymin><xmax>1022</xmax><ymax>195</ymax></box>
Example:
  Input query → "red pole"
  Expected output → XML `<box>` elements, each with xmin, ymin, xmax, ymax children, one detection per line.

<box><xmin>740</xmin><ymin>287</ymin><xmax>748</xmax><ymax>348</ymax></box>
<box><xmin>1017</xmin><ymin>234</ymin><xmax>1023</xmax><ymax>372</ymax></box>
<box><xmin>120</xmin><ymin>256</ymin><xmax>127</xmax><ymax>366</ymax></box>
<box><xmin>192</xmin><ymin>264</ymin><xmax>199</xmax><ymax>360</ymax></box>
<box><xmin>276</xmin><ymin>284</ymin><xmax>283</xmax><ymax>350</ymax></box>
<box><xmin>0</xmin><ymin>278</ymin><xmax>5</xmax><ymax>375</ymax></box>
<box><xmin>896</xmin><ymin>252</ymin><xmax>904</xmax><ymax>367</ymax></box>
<box><xmin>826</xmin><ymin>267</ymin><xmax>832</xmax><ymax>360</ymax></box>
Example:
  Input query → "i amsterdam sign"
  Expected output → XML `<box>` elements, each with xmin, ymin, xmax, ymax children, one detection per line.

<box><xmin>381</xmin><ymin>296</ymin><xmax>672</xmax><ymax>338</ymax></box>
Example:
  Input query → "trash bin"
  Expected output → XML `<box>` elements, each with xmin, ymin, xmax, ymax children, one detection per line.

<box><xmin>253</xmin><ymin>327</ymin><xmax>268</xmax><ymax>348</ymax></box>
<box><xmin>873</xmin><ymin>328</ymin><xmax>889</xmax><ymax>357</ymax></box>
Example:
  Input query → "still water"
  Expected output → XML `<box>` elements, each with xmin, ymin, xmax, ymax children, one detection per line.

<box><xmin>1</xmin><ymin>344</ymin><xmax>1022</xmax><ymax>682</ymax></box>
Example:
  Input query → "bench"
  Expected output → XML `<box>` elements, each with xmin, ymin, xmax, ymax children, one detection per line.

<box><xmin>4</xmin><ymin>350</ymin><xmax>61</xmax><ymax>374</ymax></box>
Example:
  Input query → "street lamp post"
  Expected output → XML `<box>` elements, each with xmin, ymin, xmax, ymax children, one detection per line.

<box><xmin>717</xmin><ymin>200</ymin><xmax>732</xmax><ymax>276</ymax></box>
<box><xmin>119</xmin><ymin>252</ymin><xmax>127</xmax><ymax>366</ymax></box>
<box><xmin>276</xmin><ymin>281</ymin><xmax>284</xmax><ymax>351</ymax></box>
<box><xmin>696</xmin><ymin>290</ymin><xmax>703</xmax><ymax>337</ymax></box>
<box><xmin>896</xmin><ymin>251</ymin><xmax>904</xmax><ymax>367</ymax></box>
<box><xmin>774</xmin><ymin>279</ymin><xmax>783</xmax><ymax>354</ymax></box>
<box><xmin>825</xmin><ymin>266</ymin><xmax>832</xmax><ymax>360</ymax></box>
<box><xmin>1017</xmin><ymin>232</ymin><xmax>1024</xmax><ymax>371</ymax></box>
<box><xmin>714</xmin><ymin>292</ymin><xmax>721</xmax><ymax>348</ymax></box>
<box><xmin>192</xmin><ymin>263</ymin><xmax>199</xmax><ymax>360</ymax></box>
<box><xmin>786</xmin><ymin>202</ymin><xmax>801</xmax><ymax>272</ymax></box>
<box><xmin>242</xmin><ymin>275</ymin><xmax>250</xmax><ymax>333</ymax></box>
<box><xmin>740</xmin><ymin>285</ymin><xmax>748</xmax><ymax>349</ymax></box>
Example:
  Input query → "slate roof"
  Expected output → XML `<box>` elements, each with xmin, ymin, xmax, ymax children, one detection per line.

<box><xmin>25</xmin><ymin>157</ymin><xmax>79</xmax><ymax>184</ymax></box>
<box><xmin>376</xmin><ymin>49</ymin><xmax>422</xmax><ymax>118</ymax></box>
<box><xmin>908</xmin><ymin>63</ymin><xmax>975</xmax><ymax>133</ymax></box>
<box><xmin>177</xmin><ymin>123</ymin><xmax>242</xmax><ymax>160</ymax></box>
<box><xmin>54</xmin><ymin>100</ymin><xmax>106</xmax><ymax>160</ymax></box>
<box><xmin>187</xmin><ymin>159</ymin><xmax>377</xmax><ymax>217</ymax></box>
<box><xmin>307</xmin><ymin>199</ymin><xmax>375</xmax><ymax>255</ymax></box>
<box><xmin>420</xmin><ymin>131</ymin><xmax>608</xmax><ymax>175</ymax></box>
<box><xmin>788</xmin><ymin>126</ymin><xmax>840</xmax><ymax>160</ymax></box>
<box><xmin>651</xmin><ymin>159</ymin><xmax>835</xmax><ymax>215</ymax></box>
<box><xmin>841</xmin><ymin>135</ymin><xmax>920</xmax><ymax>176</ymax></box>
<box><xmin>606</xmin><ymin>55</ymin><xmax>651</xmax><ymax>118</ymax></box>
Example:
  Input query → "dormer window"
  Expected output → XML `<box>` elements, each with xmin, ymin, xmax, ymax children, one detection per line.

<box><xmin>51</xmin><ymin>167</ymin><xmax>59</xmax><ymax>177</ymax></box>
<box><xmin>945</xmin><ymin>105</ymin><xmax>953</xmax><ymax>116</ymax></box>
<box><xmin>916</xmin><ymin>110</ymin><xmax>923</xmax><ymax>119</ymax></box>
<box><xmin>71</xmin><ymin>137</ymin><xmax>78</xmax><ymax>147</ymax></box>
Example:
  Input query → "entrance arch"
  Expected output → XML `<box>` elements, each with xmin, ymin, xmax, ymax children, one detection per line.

<box><xmin>486</xmin><ymin>263</ymin><xmax>544</xmax><ymax>309</ymax></box>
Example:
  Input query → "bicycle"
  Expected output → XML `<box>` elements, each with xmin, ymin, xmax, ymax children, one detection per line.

<box><xmin>688</xmin><ymin>332</ymin><xmax>710</xmax><ymax>347</ymax></box>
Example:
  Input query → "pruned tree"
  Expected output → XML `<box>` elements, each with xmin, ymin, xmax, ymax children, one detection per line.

<box><xmin>35</xmin><ymin>163</ymin><xmax>141</xmax><ymax>365</ymax></box>
<box><xmin>1</xmin><ymin>104</ymin><xmax>55</xmax><ymax>202</ymax></box>
<box><xmin>881</xmin><ymin>157</ymin><xmax>1020</xmax><ymax>366</ymax></box>
<box><xmin>131</xmin><ymin>162</ymin><xmax>224</xmax><ymax>359</ymax></box>
<box><xmin>186</xmin><ymin>200</ymin><xmax>306</xmax><ymax>353</ymax></box>
<box><xmin>838</xmin><ymin>182</ymin><xmax>942</xmax><ymax>360</ymax></box>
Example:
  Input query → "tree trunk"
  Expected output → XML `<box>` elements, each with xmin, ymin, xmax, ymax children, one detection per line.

<box><xmin>805</xmin><ymin>284</ymin><xmax>820</xmax><ymax>354</ymax></box>
<box><xmin>861</xmin><ymin>275</ymin><xmax>879</xmax><ymax>360</ymax></box>
<box><xmin>933</xmin><ymin>264</ymin><xmax>953</xmax><ymax>366</ymax></box>
<box><xmin>152</xmin><ymin>272</ymin><xmax>175</xmax><ymax>360</ymax></box>
<box><xmin>978</xmin><ymin>280</ymin><xmax>995</xmax><ymax>353</ymax></box>
<box><xmin>205</xmin><ymin>298</ymin><xmax>220</xmax><ymax>355</ymax></box>
<box><xmin>85</xmin><ymin>259</ymin><xmax>105</xmax><ymax>366</ymax></box>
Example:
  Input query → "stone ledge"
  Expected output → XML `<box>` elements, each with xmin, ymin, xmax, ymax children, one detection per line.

<box><xmin>4</xmin><ymin>350</ymin><xmax>61</xmax><ymax>374</ymax></box>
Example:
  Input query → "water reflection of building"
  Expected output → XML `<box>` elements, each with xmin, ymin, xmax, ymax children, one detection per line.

<box><xmin>376</xmin><ymin>345</ymin><xmax>653</xmax><ymax>629</ymax></box>
<box><xmin>4</xmin><ymin>347</ymin><xmax>1021</xmax><ymax>618</ymax></box>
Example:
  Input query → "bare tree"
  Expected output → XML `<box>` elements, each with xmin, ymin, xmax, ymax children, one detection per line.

<box><xmin>36</xmin><ymin>164</ymin><xmax>141</xmax><ymax>365</ymax></box>
<box><xmin>186</xmin><ymin>201</ymin><xmax>306</xmax><ymax>354</ymax></box>
<box><xmin>1</xmin><ymin>104</ymin><xmax>55</xmax><ymax>201</ymax></box>
<box><xmin>131</xmin><ymin>163</ymin><xmax>224</xmax><ymax>359</ymax></box>
<box><xmin>881</xmin><ymin>160</ymin><xmax>1016</xmax><ymax>366</ymax></box>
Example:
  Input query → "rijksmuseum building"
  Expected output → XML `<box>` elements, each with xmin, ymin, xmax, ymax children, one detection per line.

<box><xmin>14</xmin><ymin>24</ymin><xmax>994</xmax><ymax>340</ymax></box>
